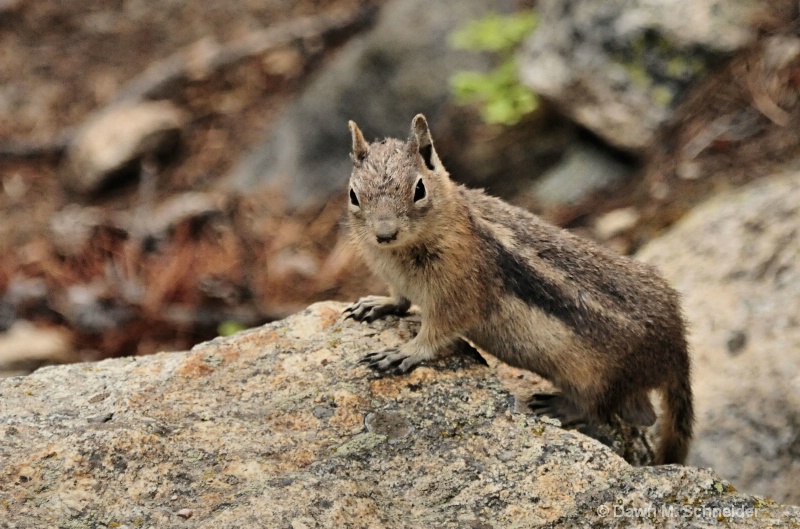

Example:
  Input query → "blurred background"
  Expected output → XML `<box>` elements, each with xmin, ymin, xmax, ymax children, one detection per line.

<box><xmin>1</xmin><ymin>0</ymin><xmax>799</xmax><ymax>504</ymax></box>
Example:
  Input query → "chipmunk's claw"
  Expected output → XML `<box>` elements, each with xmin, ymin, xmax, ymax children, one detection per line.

<box><xmin>360</xmin><ymin>352</ymin><xmax>381</xmax><ymax>364</ymax></box>
<box><xmin>365</xmin><ymin>350</ymin><xmax>401</xmax><ymax>371</ymax></box>
<box><xmin>361</xmin><ymin>348</ymin><xmax>417</xmax><ymax>373</ymax></box>
<box><xmin>390</xmin><ymin>363</ymin><xmax>418</xmax><ymax>376</ymax></box>
<box><xmin>376</xmin><ymin>357</ymin><xmax>404</xmax><ymax>371</ymax></box>
<box><xmin>343</xmin><ymin>296</ymin><xmax>409</xmax><ymax>323</ymax></box>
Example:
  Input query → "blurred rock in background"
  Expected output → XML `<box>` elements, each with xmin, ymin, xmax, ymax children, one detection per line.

<box><xmin>520</xmin><ymin>0</ymin><xmax>762</xmax><ymax>151</ymax></box>
<box><xmin>639</xmin><ymin>173</ymin><xmax>800</xmax><ymax>505</ymax></box>
<box><xmin>229</xmin><ymin>0</ymin><xmax>493</xmax><ymax>205</ymax></box>
<box><xmin>228</xmin><ymin>0</ymin><xmax>581</xmax><ymax>209</ymax></box>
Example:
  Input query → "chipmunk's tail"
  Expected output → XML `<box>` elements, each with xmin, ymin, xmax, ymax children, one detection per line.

<box><xmin>655</xmin><ymin>370</ymin><xmax>694</xmax><ymax>465</ymax></box>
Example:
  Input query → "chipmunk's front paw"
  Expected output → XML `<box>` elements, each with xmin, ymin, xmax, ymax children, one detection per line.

<box><xmin>360</xmin><ymin>348</ymin><xmax>423</xmax><ymax>375</ymax></box>
<box><xmin>343</xmin><ymin>296</ymin><xmax>409</xmax><ymax>323</ymax></box>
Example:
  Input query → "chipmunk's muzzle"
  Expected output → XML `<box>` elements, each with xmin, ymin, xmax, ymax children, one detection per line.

<box><xmin>373</xmin><ymin>219</ymin><xmax>399</xmax><ymax>244</ymax></box>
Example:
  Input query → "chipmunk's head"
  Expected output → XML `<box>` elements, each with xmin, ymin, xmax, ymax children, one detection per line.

<box><xmin>346</xmin><ymin>114</ymin><xmax>451</xmax><ymax>248</ymax></box>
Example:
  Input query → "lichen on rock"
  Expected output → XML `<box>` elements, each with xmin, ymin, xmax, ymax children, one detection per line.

<box><xmin>519</xmin><ymin>0</ymin><xmax>763</xmax><ymax>150</ymax></box>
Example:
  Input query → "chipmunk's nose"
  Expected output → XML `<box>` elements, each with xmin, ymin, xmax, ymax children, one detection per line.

<box><xmin>374</xmin><ymin>220</ymin><xmax>399</xmax><ymax>244</ymax></box>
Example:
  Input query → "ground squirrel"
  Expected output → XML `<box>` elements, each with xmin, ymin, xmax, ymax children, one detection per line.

<box><xmin>343</xmin><ymin>114</ymin><xmax>694</xmax><ymax>465</ymax></box>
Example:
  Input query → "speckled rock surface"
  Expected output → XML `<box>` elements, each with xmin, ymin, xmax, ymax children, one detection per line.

<box><xmin>638</xmin><ymin>171</ymin><xmax>800</xmax><ymax>506</ymax></box>
<box><xmin>1</xmin><ymin>302</ymin><xmax>797</xmax><ymax>527</ymax></box>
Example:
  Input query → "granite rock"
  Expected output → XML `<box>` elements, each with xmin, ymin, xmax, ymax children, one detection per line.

<box><xmin>0</xmin><ymin>302</ymin><xmax>797</xmax><ymax>527</ymax></box>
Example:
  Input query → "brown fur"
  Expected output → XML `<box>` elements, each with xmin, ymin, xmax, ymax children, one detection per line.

<box><xmin>344</xmin><ymin>115</ymin><xmax>694</xmax><ymax>465</ymax></box>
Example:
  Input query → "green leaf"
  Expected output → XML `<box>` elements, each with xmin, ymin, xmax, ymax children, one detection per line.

<box><xmin>449</xmin><ymin>11</ymin><xmax>537</xmax><ymax>52</ymax></box>
<box><xmin>448</xmin><ymin>11</ymin><xmax>539</xmax><ymax>126</ymax></box>
<box><xmin>450</xmin><ymin>71</ymin><xmax>492</xmax><ymax>103</ymax></box>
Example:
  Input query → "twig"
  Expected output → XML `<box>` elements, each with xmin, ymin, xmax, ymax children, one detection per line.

<box><xmin>0</xmin><ymin>132</ymin><xmax>72</xmax><ymax>160</ymax></box>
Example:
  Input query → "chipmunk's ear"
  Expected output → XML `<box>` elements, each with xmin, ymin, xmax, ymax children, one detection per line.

<box><xmin>348</xmin><ymin>120</ymin><xmax>368</xmax><ymax>164</ymax></box>
<box><xmin>411</xmin><ymin>114</ymin><xmax>439</xmax><ymax>171</ymax></box>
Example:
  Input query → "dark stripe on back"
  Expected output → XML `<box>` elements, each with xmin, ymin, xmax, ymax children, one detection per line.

<box><xmin>520</xmin><ymin>228</ymin><xmax>633</xmax><ymax>307</ymax></box>
<box><xmin>475</xmin><ymin>226</ymin><xmax>597</xmax><ymax>341</ymax></box>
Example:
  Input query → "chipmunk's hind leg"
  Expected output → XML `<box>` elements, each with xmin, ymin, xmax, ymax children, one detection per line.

<box><xmin>619</xmin><ymin>391</ymin><xmax>657</xmax><ymax>426</ymax></box>
<box><xmin>452</xmin><ymin>338</ymin><xmax>488</xmax><ymax>366</ymax></box>
<box><xmin>344</xmin><ymin>295</ymin><xmax>411</xmax><ymax>323</ymax></box>
<box><xmin>528</xmin><ymin>393</ymin><xmax>591</xmax><ymax>429</ymax></box>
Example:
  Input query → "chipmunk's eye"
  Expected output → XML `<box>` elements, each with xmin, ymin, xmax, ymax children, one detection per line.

<box><xmin>349</xmin><ymin>188</ymin><xmax>360</xmax><ymax>207</ymax></box>
<box><xmin>414</xmin><ymin>179</ymin><xmax>426</xmax><ymax>202</ymax></box>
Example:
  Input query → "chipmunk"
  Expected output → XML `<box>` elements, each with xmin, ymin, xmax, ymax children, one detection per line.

<box><xmin>343</xmin><ymin>114</ymin><xmax>694</xmax><ymax>465</ymax></box>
